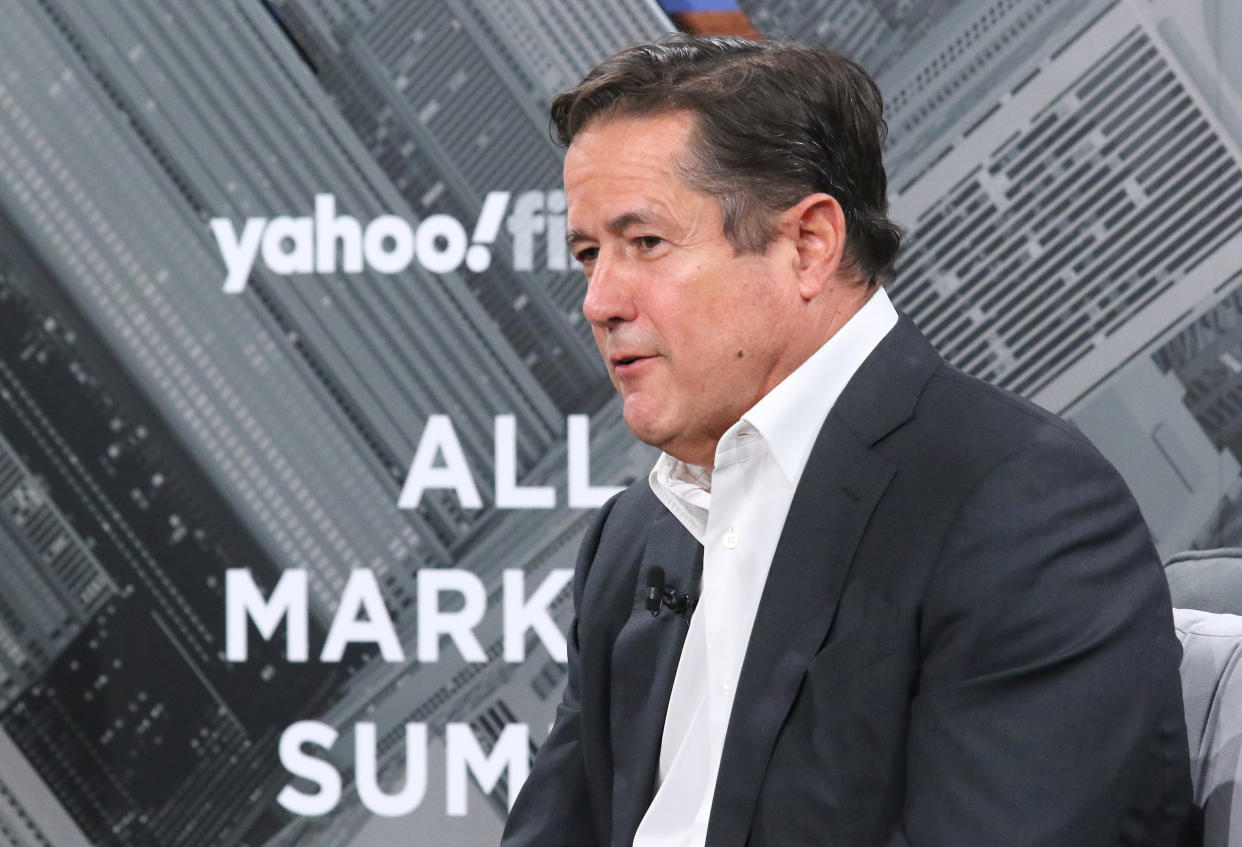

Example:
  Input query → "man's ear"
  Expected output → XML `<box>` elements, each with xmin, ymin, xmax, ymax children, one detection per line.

<box><xmin>781</xmin><ymin>193</ymin><xmax>848</xmax><ymax>300</ymax></box>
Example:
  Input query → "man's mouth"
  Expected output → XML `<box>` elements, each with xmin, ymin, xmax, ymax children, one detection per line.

<box><xmin>612</xmin><ymin>354</ymin><xmax>654</xmax><ymax>376</ymax></box>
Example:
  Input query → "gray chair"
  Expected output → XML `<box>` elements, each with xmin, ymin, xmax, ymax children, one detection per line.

<box><xmin>1167</xmin><ymin>548</ymin><xmax>1242</xmax><ymax>615</ymax></box>
<box><xmin>1167</xmin><ymin>549</ymin><xmax>1242</xmax><ymax>847</ymax></box>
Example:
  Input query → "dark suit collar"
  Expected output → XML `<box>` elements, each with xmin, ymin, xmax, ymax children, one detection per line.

<box><xmin>704</xmin><ymin>312</ymin><xmax>941</xmax><ymax>847</ymax></box>
<box><xmin>833</xmin><ymin>312</ymin><xmax>943</xmax><ymax>447</ymax></box>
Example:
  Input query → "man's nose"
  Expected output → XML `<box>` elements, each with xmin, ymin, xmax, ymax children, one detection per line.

<box><xmin>581</xmin><ymin>255</ymin><xmax>637</xmax><ymax>327</ymax></box>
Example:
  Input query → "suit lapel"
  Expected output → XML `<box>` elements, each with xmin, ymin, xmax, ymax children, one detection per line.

<box><xmin>609</xmin><ymin>510</ymin><xmax>702</xmax><ymax>845</ymax></box>
<box><xmin>704</xmin><ymin>314</ymin><xmax>941</xmax><ymax>847</ymax></box>
<box><xmin>704</xmin><ymin>415</ymin><xmax>894</xmax><ymax>847</ymax></box>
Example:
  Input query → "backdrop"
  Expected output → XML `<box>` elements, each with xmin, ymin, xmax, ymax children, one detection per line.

<box><xmin>1</xmin><ymin>1</ymin><xmax>1240</xmax><ymax>845</ymax></box>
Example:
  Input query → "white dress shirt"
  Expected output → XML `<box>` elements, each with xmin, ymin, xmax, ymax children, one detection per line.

<box><xmin>632</xmin><ymin>288</ymin><xmax>898</xmax><ymax>847</ymax></box>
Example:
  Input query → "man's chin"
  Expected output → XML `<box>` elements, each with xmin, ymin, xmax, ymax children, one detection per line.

<box><xmin>620</xmin><ymin>402</ymin><xmax>667</xmax><ymax>449</ymax></box>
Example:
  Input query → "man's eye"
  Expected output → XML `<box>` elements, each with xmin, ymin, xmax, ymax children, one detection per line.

<box><xmin>635</xmin><ymin>236</ymin><xmax>663</xmax><ymax>250</ymax></box>
<box><xmin>575</xmin><ymin>246</ymin><xmax>598</xmax><ymax>263</ymax></box>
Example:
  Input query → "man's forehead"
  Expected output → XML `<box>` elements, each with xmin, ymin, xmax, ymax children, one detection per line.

<box><xmin>563</xmin><ymin>112</ymin><xmax>695</xmax><ymax>191</ymax></box>
<box><xmin>561</xmin><ymin>111</ymin><xmax>720</xmax><ymax>246</ymax></box>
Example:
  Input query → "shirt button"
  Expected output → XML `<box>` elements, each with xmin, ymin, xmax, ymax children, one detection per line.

<box><xmin>721</xmin><ymin>675</ymin><xmax>733</xmax><ymax>692</ymax></box>
<box><xmin>723</xmin><ymin>529</ymin><xmax>738</xmax><ymax>549</ymax></box>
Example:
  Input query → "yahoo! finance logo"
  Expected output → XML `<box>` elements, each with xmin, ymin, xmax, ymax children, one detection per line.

<box><xmin>209</xmin><ymin>192</ymin><xmax>571</xmax><ymax>293</ymax></box>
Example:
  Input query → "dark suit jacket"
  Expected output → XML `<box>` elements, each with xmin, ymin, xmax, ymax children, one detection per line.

<box><xmin>501</xmin><ymin>315</ymin><xmax>1192</xmax><ymax>846</ymax></box>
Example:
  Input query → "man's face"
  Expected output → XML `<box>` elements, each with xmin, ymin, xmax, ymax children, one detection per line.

<box><xmin>564</xmin><ymin>111</ymin><xmax>805</xmax><ymax>466</ymax></box>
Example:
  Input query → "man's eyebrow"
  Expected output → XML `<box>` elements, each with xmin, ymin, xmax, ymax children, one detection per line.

<box><xmin>566</xmin><ymin>211</ymin><xmax>658</xmax><ymax>250</ymax></box>
<box><xmin>566</xmin><ymin>228</ymin><xmax>590</xmax><ymax>250</ymax></box>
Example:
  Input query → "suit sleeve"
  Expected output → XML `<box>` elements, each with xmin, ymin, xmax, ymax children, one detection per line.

<box><xmin>892</xmin><ymin>435</ymin><xmax>1191</xmax><ymax>846</ymax></box>
<box><xmin>499</xmin><ymin>494</ymin><xmax>617</xmax><ymax>847</ymax></box>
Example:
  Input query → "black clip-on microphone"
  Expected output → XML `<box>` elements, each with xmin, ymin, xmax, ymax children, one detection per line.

<box><xmin>645</xmin><ymin>565</ymin><xmax>694</xmax><ymax>618</ymax></box>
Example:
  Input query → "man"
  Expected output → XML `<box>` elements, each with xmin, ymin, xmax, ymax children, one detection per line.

<box><xmin>501</xmin><ymin>35</ymin><xmax>1191</xmax><ymax>847</ymax></box>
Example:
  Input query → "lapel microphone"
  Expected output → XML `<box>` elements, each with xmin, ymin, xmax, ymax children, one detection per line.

<box><xmin>645</xmin><ymin>565</ymin><xmax>694</xmax><ymax>618</ymax></box>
